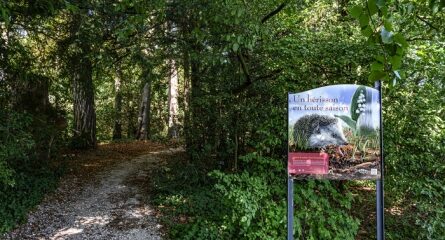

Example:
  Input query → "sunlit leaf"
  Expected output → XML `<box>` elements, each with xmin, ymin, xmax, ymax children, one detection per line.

<box><xmin>349</xmin><ymin>5</ymin><xmax>363</xmax><ymax>19</ymax></box>
<box><xmin>361</xmin><ymin>26</ymin><xmax>373</xmax><ymax>37</ymax></box>
<box><xmin>367</xmin><ymin>0</ymin><xmax>378</xmax><ymax>16</ymax></box>
<box><xmin>368</xmin><ymin>70</ymin><xmax>386</xmax><ymax>81</ymax></box>
<box><xmin>390</xmin><ymin>55</ymin><xmax>402</xmax><ymax>69</ymax></box>
<box><xmin>371</xmin><ymin>62</ymin><xmax>384</xmax><ymax>71</ymax></box>
<box><xmin>359</xmin><ymin>13</ymin><xmax>369</xmax><ymax>27</ymax></box>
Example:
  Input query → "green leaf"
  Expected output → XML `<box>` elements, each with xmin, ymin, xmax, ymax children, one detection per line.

<box><xmin>371</xmin><ymin>62</ymin><xmax>384</xmax><ymax>71</ymax></box>
<box><xmin>359</xmin><ymin>13</ymin><xmax>369</xmax><ymax>27</ymax></box>
<box><xmin>396</xmin><ymin>46</ymin><xmax>404</xmax><ymax>55</ymax></box>
<box><xmin>349</xmin><ymin>5</ymin><xmax>363</xmax><ymax>19</ymax></box>
<box><xmin>335</xmin><ymin>115</ymin><xmax>357</xmax><ymax>132</ymax></box>
<box><xmin>393</xmin><ymin>70</ymin><xmax>401</xmax><ymax>79</ymax></box>
<box><xmin>368</xmin><ymin>70</ymin><xmax>386</xmax><ymax>81</ymax></box>
<box><xmin>375</xmin><ymin>55</ymin><xmax>385</xmax><ymax>63</ymax></box>
<box><xmin>380</xmin><ymin>6</ymin><xmax>388</xmax><ymax>16</ymax></box>
<box><xmin>392</xmin><ymin>77</ymin><xmax>397</xmax><ymax>86</ymax></box>
<box><xmin>394</xmin><ymin>33</ymin><xmax>408</xmax><ymax>48</ymax></box>
<box><xmin>383</xmin><ymin>19</ymin><xmax>393</xmax><ymax>31</ymax></box>
<box><xmin>390</xmin><ymin>55</ymin><xmax>402</xmax><ymax>69</ymax></box>
<box><xmin>376</xmin><ymin>0</ymin><xmax>386</xmax><ymax>8</ymax></box>
<box><xmin>0</xmin><ymin>8</ymin><xmax>9</xmax><ymax>25</ymax></box>
<box><xmin>361</xmin><ymin>26</ymin><xmax>373</xmax><ymax>37</ymax></box>
<box><xmin>367</xmin><ymin>0</ymin><xmax>378</xmax><ymax>16</ymax></box>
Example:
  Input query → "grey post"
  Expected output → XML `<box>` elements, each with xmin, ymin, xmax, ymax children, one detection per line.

<box><xmin>375</xmin><ymin>80</ymin><xmax>385</xmax><ymax>240</ymax></box>
<box><xmin>287</xmin><ymin>92</ymin><xmax>294</xmax><ymax>240</ymax></box>
<box><xmin>287</xmin><ymin>177</ymin><xmax>294</xmax><ymax>240</ymax></box>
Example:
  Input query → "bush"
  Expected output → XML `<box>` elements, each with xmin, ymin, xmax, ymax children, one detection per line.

<box><xmin>0</xmin><ymin>111</ymin><xmax>34</xmax><ymax>186</ymax></box>
<box><xmin>0</xmin><ymin>166</ymin><xmax>59</xmax><ymax>232</ymax></box>
<box><xmin>384</xmin><ymin>81</ymin><xmax>445</xmax><ymax>239</ymax></box>
<box><xmin>153</xmin><ymin>153</ymin><xmax>359</xmax><ymax>239</ymax></box>
<box><xmin>0</xmin><ymin>110</ymin><xmax>63</xmax><ymax>233</ymax></box>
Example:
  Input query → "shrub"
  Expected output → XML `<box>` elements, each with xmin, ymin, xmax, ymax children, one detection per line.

<box><xmin>153</xmin><ymin>153</ymin><xmax>359</xmax><ymax>239</ymax></box>
<box><xmin>0</xmin><ymin>110</ymin><xmax>63</xmax><ymax>233</ymax></box>
<box><xmin>0</xmin><ymin>111</ymin><xmax>34</xmax><ymax>187</ymax></box>
<box><xmin>384</xmin><ymin>81</ymin><xmax>445</xmax><ymax>239</ymax></box>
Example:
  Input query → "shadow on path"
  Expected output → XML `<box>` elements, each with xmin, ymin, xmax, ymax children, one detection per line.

<box><xmin>3</xmin><ymin>142</ymin><xmax>183</xmax><ymax>240</ymax></box>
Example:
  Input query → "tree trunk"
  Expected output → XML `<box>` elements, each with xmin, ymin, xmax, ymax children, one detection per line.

<box><xmin>136</xmin><ymin>80</ymin><xmax>151</xmax><ymax>140</ymax></box>
<box><xmin>64</xmin><ymin>10</ymin><xmax>96</xmax><ymax>149</ymax></box>
<box><xmin>112</xmin><ymin>71</ymin><xmax>122</xmax><ymax>140</ymax></box>
<box><xmin>182</xmin><ymin>50</ymin><xmax>191</xmax><ymax>141</ymax></box>
<box><xmin>72</xmin><ymin>48</ymin><xmax>96</xmax><ymax>149</ymax></box>
<box><xmin>186</xmin><ymin>53</ymin><xmax>202</xmax><ymax>153</ymax></box>
<box><xmin>167</xmin><ymin>59</ymin><xmax>179</xmax><ymax>138</ymax></box>
<box><xmin>183</xmin><ymin>52</ymin><xmax>190</xmax><ymax>111</ymax></box>
<box><xmin>127</xmin><ymin>99</ymin><xmax>137</xmax><ymax>138</ymax></box>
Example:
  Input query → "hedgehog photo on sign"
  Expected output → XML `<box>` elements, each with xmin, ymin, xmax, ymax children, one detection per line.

<box><xmin>293</xmin><ymin>114</ymin><xmax>348</xmax><ymax>149</ymax></box>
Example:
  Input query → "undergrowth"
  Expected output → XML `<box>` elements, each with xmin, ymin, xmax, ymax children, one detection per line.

<box><xmin>0</xmin><ymin>165</ymin><xmax>61</xmax><ymax>233</ymax></box>
<box><xmin>151</xmin><ymin>152</ymin><xmax>359</xmax><ymax>239</ymax></box>
<box><xmin>0</xmin><ymin>111</ymin><xmax>65</xmax><ymax>233</ymax></box>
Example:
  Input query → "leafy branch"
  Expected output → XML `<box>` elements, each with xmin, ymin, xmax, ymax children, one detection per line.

<box><xmin>349</xmin><ymin>0</ymin><xmax>409</xmax><ymax>84</ymax></box>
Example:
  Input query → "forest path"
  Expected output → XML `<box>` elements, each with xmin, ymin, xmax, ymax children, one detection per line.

<box><xmin>4</xmin><ymin>142</ymin><xmax>181</xmax><ymax>240</ymax></box>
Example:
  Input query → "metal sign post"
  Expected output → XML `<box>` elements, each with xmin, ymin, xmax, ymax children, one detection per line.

<box><xmin>375</xmin><ymin>80</ymin><xmax>385</xmax><ymax>240</ymax></box>
<box><xmin>287</xmin><ymin>92</ymin><xmax>294</xmax><ymax>240</ymax></box>
<box><xmin>287</xmin><ymin>177</ymin><xmax>294</xmax><ymax>240</ymax></box>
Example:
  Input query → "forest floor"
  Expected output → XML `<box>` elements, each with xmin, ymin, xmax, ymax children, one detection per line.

<box><xmin>3</xmin><ymin>141</ymin><xmax>182</xmax><ymax>240</ymax></box>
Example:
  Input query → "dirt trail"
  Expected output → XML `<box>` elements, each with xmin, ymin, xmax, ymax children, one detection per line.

<box><xmin>3</xmin><ymin>144</ymin><xmax>181</xmax><ymax>240</ymax></box>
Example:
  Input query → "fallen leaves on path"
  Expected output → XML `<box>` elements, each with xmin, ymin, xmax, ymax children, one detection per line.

<box><xmin>3</xmin><ymin>141</ymin><xmax>180</xmax><ymax>240</ymax></box>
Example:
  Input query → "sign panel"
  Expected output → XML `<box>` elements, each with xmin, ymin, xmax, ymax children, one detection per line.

<box><xmin>288</xmin><ymin>85</ymin><xmax>381</xmax><ymax>180</ymax></box>
<box><xmin>288</xmin><ymin>152</ymin><xmax>329</xmax><ymax>175</ymax></box>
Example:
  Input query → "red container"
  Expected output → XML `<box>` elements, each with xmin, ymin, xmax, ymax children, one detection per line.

<box><xmin>288</xmin><ymin>152</ymin><xmax>329</xmax><ymax>175</ymax></box>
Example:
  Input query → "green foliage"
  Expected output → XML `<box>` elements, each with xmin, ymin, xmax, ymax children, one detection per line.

<box><xmin>0</xmin><ymin>110</ymin><xmax>63</xmax><ymax>233</ymax></box>
<box><xmin>153</xmin><ymin>153</ymin><xmax>359</xmax><ymax>239</ymax></box>
<box><xmin>169</xmin><ymin>1</ymin><xmax>378</xmax><ymax>239</ymax></box>
<box><xmin>384</xmin><ymin>81</ymin><xmax>445</xmax><ymax>239</ymax></box>
<box><xmin>173</xmin><ymin>0</ymin><xmax>444</xmax><ymax>238</ymax></box>
<box><xmin>349</xmin><ymin>0</ymin><xmax>409</xmax><ymax>83</ymax></box>
<box><xmin>0</xmin><ymin>112</ymin><xmax>34</xmax><ymax>186</ymax></box>
<box><xmin>0</xmin><ymin>165</ymin><xmax>60</xmax><ymax>233</ymax></box>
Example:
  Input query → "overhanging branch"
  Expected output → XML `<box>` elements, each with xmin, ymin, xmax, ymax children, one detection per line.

<box><xmin>416</xmin><ymin>15</ymin><xmax>439</xmax><ymax>31</ymax></box>
<box><xmin>233</xmin><ymin>68</ymin><xmax>283</xmax><ymax>94</ymax></box>
<box><xmin>261</xmin><ymin>2</ymin><xmax>288</xmax><ymax>24</ymax></box>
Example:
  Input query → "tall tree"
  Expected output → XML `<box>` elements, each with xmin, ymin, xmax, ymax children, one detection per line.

<box><xmin>136</xmin><ymin>82</ymin><xmax>151</xmax><ymax>140</ymax></box>
<box><xmin>167</xmin><ymin>59</ymin><xmax>179</xmax><ymax>138</ymax></box>
<box><xmin>66</xmin><ymin>10</ymin><xmax>96</xmax><ymax>149</ymax></box>
<box><xmin>112</xmin><ymin>69</ymin><xmax>123</xmax><ymax>139</ymax></box>
<box><xmin>136</xmin><ymin>70</ymin><xmax>152</xmax><ymax>140</ymax></box>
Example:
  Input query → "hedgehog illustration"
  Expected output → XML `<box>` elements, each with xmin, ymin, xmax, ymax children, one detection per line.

<box><xmin>293</xmin><ymin>114</ymin><xmax>348</xmax><ymax>149</ymax></box>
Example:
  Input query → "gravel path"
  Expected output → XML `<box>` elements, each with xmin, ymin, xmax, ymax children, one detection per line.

<box><xmin>3</xmin><ymin>147</ymin><xmax>181</xmax><ymax>240</ymax></box>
